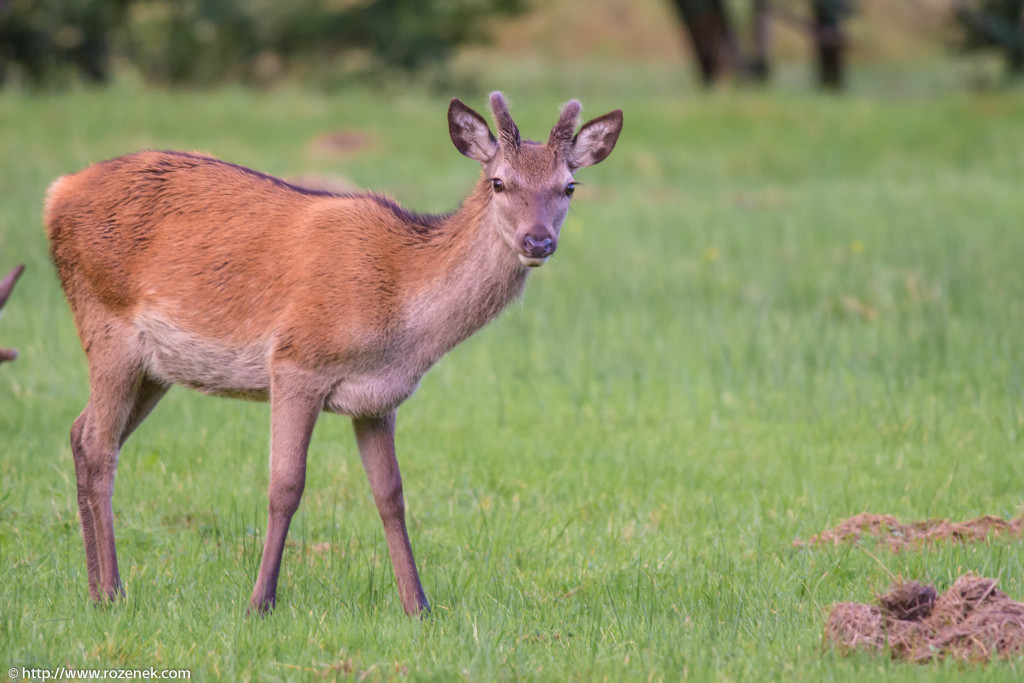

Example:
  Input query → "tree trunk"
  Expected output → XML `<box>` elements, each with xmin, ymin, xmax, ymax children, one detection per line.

<box><xmin>670</xmin><ymin>0</ymin><xmax>740</xmax><ymax>85</ymax></box>
<box><xmin>1012</xmin><ymin>2</ymin><xmax>1024</xmax><ymax>74</ymax></box>
<box><xmin>750</xmin><ymin>0</ymin><xmax>771</xmax><ymax>81</ymax></box>
<box><xmin>812</xmin><ymin>0</ymin><xmax>845</xmax><ymax>88</ymax></box>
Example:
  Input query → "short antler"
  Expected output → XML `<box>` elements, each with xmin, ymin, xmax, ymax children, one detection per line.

<box><xmin>0</xmin><ymin>264</ymin><xmax>24</xmax><ymax>363</ymax></box>
<box><xmin>548</xmin><ymin>99</ymin><xmax>581</xmax><ymax>154</ymax></box>
<box><xmin>489</xmin><ymin>91</ymin><xmax>520</xmax><ymax>150</ymax></box>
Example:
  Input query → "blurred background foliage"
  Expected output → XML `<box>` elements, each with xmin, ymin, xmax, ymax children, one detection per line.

<box><xmin>0</xmin><ymin>0</ymin><xmax>526</xmax><ymax>87</ymax></box>
<box><xmin>956</xmin><ymin>0</ymin><xmax>1024</xmax><ymax>73</ymax></box>
<box><xmin>0</xmin><ymin>0</ymin><xmax>1021</xmax><ymax>88</ymax></box>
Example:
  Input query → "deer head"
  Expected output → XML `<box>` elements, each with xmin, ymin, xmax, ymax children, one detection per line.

<box><xmin>448</xmin><ymin>92</ymin><xmax>623</xmax><ymax>267</ymax></box>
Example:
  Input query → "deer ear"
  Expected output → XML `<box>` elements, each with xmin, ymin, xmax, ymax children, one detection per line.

<box><xmin>448</xmin><ymin>98</ymin><xmax>498</xmax><ymax>163</ymax></box>
<box><xmin>569</xmin><ymin>110</ymin><xmax>623</xmax><ymax>169</ymax></box>
<box><xmin>0</xmin><ymin>264</ymin><xmax>24</xmax><ymax>309</ymax></box>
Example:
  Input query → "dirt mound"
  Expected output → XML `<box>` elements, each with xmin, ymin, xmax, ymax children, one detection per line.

<box><xmin>796</xmin><ymin>512</ymin><xmax>1024</xmax><ymax>551</ymax></box>
<box><xmin>308</xmin><ymin>129</ymin><xmax>374</xmax><ymax>156</ymax></box>
<box><xmin>825</xmin><ymin>575</ymin><xmax>1024</xmax><ymax>661</ymax></box>
<box><xmin>285</xmin><ymin>173</ymin><xmax>360</xmax><ymax>195</ymax></box>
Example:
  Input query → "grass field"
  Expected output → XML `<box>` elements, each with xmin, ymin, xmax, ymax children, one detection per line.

<box><xmin>2</xmin><ymin>63</ymin><xmax>1024</xmax><ymax>680</ymax></box>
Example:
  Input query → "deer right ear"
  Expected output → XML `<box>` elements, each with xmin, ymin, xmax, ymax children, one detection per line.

<box><xmin>569</xmin><ymin>110</ymin><xmax>623</xmax><ymax>169</ymax></box>
<box><xmin>448</xmin><ymin>98</ymin><xmax>498</xmax><ymax>163</ymax></box>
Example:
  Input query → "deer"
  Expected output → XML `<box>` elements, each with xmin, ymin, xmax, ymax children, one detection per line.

<box><xmin>44</xmin><ymin>92</ymin><xmax>622</xmax><ymax>616</ymax></box>
<box><xmin>1</xmin><ymin>264</ymin><xmax>25</xmax><ymax>362</ymax></box>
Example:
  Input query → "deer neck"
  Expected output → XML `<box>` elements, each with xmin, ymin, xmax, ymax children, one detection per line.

<box><xmin>403</xmin><ymin>178</ymin><xmax>529</xmax><ymax>361</ymax></box>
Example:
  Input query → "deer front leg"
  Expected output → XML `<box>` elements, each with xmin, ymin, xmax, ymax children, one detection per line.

<box><xmin>352</xmin><ymin>411</ymin><xmax>429</xmax><ymax>615</ymax></box>
<box><xmin>249</xmin><ymin>376</ymin><xmax>323</xmax><ymax>614</ymax></box>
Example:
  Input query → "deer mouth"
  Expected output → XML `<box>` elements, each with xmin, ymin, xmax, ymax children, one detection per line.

<box><xmin>518</xmin><ymin>254</ymin><xmax>549</xmax><ymax>268</ymax></box>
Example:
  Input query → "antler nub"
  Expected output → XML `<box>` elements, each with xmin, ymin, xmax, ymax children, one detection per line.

<box><xmin>489</xmin><ymin>91</ymin><xmax>521</xmax><ymax>150</ymax></box>
<box><xmin>548</xmin><ymin>99</ymin><xmax>581</xmax><ymax>153</ymax></box>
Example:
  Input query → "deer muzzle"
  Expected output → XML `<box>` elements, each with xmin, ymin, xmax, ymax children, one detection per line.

<box><xmin>519</xmin><ymin>228</ymin><xmax>556</xmax><ymax>267</ymax></box>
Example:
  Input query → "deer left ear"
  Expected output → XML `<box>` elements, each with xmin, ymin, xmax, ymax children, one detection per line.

<box><xmin>569</xmin><ymin>110</ymin><xmax>623</xmax><ymax>169</ymax></box>
<box><xmin>448</xmin><ymin>98</ymin><xmax>498</xmax><ymax>163</ymax></box>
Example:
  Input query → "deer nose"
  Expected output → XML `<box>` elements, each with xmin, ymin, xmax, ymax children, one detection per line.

<box><xmin>522</xmin><ymin>231</ymin><xmax>555</xmax><ymax>258</ymax></box>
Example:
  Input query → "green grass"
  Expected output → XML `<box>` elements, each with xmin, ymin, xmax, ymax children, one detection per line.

<box><xmin>2</xmin><ymin>67</ymin><xmax>1024</xmax><ymax>680</ymax></box>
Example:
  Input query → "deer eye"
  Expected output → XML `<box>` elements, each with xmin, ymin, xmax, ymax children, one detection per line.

<box><xmin>491</xmin><ymin>178</ymin><xmax>504</xmax><ymax>193</ymax></box>
<box><xmin>564</xmin><ymin>182</ymin><xmax>576</xmax><ymax>197</ymax></box>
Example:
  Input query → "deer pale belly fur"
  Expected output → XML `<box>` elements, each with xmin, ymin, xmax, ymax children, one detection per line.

<box><xmin>135</xmin><ymin>310</ymin><xmax>273</xmax><ymax>400</ymax></box>
<box><xmin>135</xmin><ymin>309</ymin><xmax>425</xmax><ymax>415</ymax></box>
<box><xmin>322</xmin><ymin>369</ymin><xmax>422</xmax><ymax>417</ymax></box>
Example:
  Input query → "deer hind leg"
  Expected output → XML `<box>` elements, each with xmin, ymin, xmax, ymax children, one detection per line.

<box><xmin>72</xmin><ymin>342</ymin><xmax>167</xmax><ymax>603</ymax></box>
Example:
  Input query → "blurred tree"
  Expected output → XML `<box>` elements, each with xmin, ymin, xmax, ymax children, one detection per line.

<box><xmin>0</xmin><ymin>0</ymin><xmax>129</xmax><ymax>85</ymax></box>
<box><xmin>751</xmin><ymin>0</ymin><xmax>771</xmax><ymax>80</ymax></box>
<box><xmin>811</xmin><ymin>0</ymin><xmax>851</xmax><ymax>88</ymax></box>
<box><xmin>669</xmin><ymin>0</ymin><xmax>742</xmax><ymax>85</ymax></box>
<box><xmin>0</xmin><ymin>0</ymin><xmax>525</xmax><ymax>87</ymax></box>
<box><xmin>767</xmin><ymin>0</ymin><xmax>852</xmax><ymax>88</ymax></box>
<box><xmin>954</xmin><ymin>0</ymin><xmax>1024</xmax><ymax>76</ymax></box>
<box><xmin>125</xmin><ymin>0</ymin><xmax>526</xmax><ymax>85</ymax></box>
<box><xmin>669</xmin><ymin>0</ymin><xmax>853</xmax><ymax>88</ymax></box>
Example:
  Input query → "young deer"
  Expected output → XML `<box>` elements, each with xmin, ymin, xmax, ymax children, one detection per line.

<box><xmin>45</xmin><ymin>92</ymin><xmax>622</xmax><ymax>615</ymax></box>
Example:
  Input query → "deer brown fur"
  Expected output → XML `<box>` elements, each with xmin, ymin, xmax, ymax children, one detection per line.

<box><xmin>45</xmin><ymin>92</ymin><xmax>622</xmax><ymax>615</ymax></box>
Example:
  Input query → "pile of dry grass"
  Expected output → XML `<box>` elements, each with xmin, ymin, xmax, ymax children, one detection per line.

<box><xmin>796</xmin><ymin>512</ymin><xmax>1024</xmax><ymax>551</ymax></box>
<box><xmin>825</xmin><ymin>575</ymin><xmax>1024</xmax><ymax>661</ymax></box>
